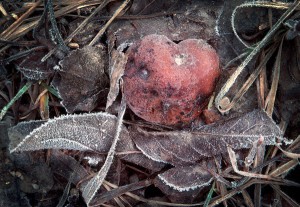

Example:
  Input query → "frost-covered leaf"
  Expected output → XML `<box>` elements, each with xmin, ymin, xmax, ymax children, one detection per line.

<box><xmin>52</xmin><ymin>46</ymin><xmax>108</xmax><ymax>113</ymax></box>
<box><xmin>106</xmin><ymin>49</ymin><xmax>127</xmax><ymax>109</ymax></box>
<box><xmin>132</xmin><ymin>110</ymin><xmax>282</xmax><ymax>165</ymax></box>
<box><xmin>9</xmin><ymin>120</ymin><xmax>46</xmax><ymax>148</ymax></box>
<box><xmin>157</xmin><ymin>163</ymin><xmax>213</xmax><ymax>192</ymax></box>
<box><xmin>9</xmin><ymin>112</ymin><xmax>134</xmax><ymax>153</ymax></box>
<box><xmin>15</xmin><ymin>51</ymin><xmax>54</xmax><ymax>80</ymax></box>
<box><xmin>8</xmin><ymin>115</ymin><xmax>165</xmax><ymax>171</ymax></box>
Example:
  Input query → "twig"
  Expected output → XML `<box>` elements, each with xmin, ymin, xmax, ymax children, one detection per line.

<box><xmin>89</xmin><ymin>0</ymin><xmax>130</xmax><ymax>46</ymax></box>
<box><xmin>0</xmin><ymin>1</ymin><xmax>42</xmax><ymax>39</ymax></box>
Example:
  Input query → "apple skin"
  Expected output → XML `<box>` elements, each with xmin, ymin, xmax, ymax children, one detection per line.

<box><xmin>123</xmin><ymin>34</ymin><xmax>220</xmax><ymax>125</ymax></box>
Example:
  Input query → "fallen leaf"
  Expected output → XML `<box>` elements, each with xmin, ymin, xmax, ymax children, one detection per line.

<box><xmin>15</xmin><ymin>51</ymin><xmax>54</xmax><ymax>80</ymax></box>
<box><xmin>8</xmin><ymin>114</ymin><xmax>165</xmax><ymax>172</ymax></box>
<box><xmin>50</xmin><ymin>150</ymin><xmax>89</xmax><ymax>186</ymax></box>
<box><xmin>107</xmin><ymin>1</ymin><xmax>223</xmax><ymax>49</ymax></box>
<box><xmin>8</xmin><ymin>120</ymin><xmax>46</xmax><ymax>148</ymax></box>
<box><xmin>9</xmin><ymin>112</ymin><xmax>134</xmax><ymax>153</ymax></box>
<box><xmin>132</xmin><ymin>110</ymin><xmax>282</xmax><ymax>166</ymax></box>
<box><xmin>12</xmin><ymin>152</ymin><xmax>54</xmax><ymax>194</ymax></box>
<box><xmin>157</xmin><ymin>162</ymin><xmax>213</xmax><ymax>192</ymax></box>
<box><xmin>154</xmin><ymin>174</ymin><xmax>204</xmax><ymax>203</ymax></box>
<box><xmin>52</xmin><ymin>45</ymin><xmax>109</xmax><ymax>113</ymax></box>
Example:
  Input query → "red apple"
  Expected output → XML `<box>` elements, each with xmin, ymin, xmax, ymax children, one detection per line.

<box><xmin>123</xmin><ymin>34</ymin><xmax>220</xmax><ymax>125</ymax></box>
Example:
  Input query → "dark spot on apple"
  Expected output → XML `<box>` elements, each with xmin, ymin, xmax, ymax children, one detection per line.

<box><xmin>150</xmin><ymin>89</ymin><xmax>159</xmax><ymax>97</ymax></box>
<box><xmin>142</xmin><ymin>88</ymin><xmax>148</xmax><ymax>94</ymax></box>
<box><xmin>166</xmin><ymin>84</ymin><xmax>176</xmax><ymax>97</ymax></box>
<box><xmin>146</xmin><ymin>48</ymin><xmax>154</xmax><ymax>53</ymax></box>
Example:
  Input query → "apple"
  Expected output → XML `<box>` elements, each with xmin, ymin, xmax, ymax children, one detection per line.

<box><xmin>123</xmin><ymin>34</ymin><xmax>220</xmax><ymax>125</ymax></box>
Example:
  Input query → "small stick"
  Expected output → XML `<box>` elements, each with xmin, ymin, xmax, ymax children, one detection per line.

<box><xmin>0</xmin><ymin>1</ymin><xmax>42</xmax><ymax>39</ymax></box>
<box><xmin>89</xmin><ymin>0</ymin><xmax>130</xmax><ymax>46</ymax></box>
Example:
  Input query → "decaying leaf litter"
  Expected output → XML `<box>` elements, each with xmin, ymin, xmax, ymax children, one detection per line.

<box><xmin>0</xmin><ymin>0</ymin><xmax>300</xmax><ymax>206</ymax></box>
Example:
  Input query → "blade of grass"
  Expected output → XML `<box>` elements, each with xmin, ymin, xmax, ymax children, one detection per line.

<box><xmin>41</xmin><ymin>0</ymin><xmax>112</xmax><ymax>62</ymax></box>
<box><xmin>208</xmin><ymin>178</ymin><xmax>296</xmax><ymax>207</ymax></box>
<box><xmin>269</xmin><ymin>159</ymin><xmax>298</xmax><ymax>177</ymax></box>
<box><xmin>256</xmin><ymin>50</ymin><xmax>267</xmax><ymax>108</ymax></box>
<box><xmin>204</xmin><ymin>182</ymin><xmax>215</xmax><ymax>207</ymax></box>
<box><xmin>241</xmin><ymin>190</ymin><xmax>254</xmax><ymax>207</ymax></box>
<box><xmin>39</xmin><ymin>90</ymin><xmax>49</xmax><ymax>120</ymax></box>
<box><xmin>82</xmin><ymin>93</ymin><xmax>126</xmax><ymax>206</ymax></box>
<box><xmin>0</xmin><ymin>81</ymin><xmax>32</xmax><ymax>120</ymax></box>
<box><xmin>271</xmin><ymin>184</ymin><xmax>300</xmax><ymax>207</ymax></box>
<box><xmin>41</xmin><ymin>82</ymin><xmax>60</xmax><ymax>98</ymax></box>
<box><xmin>218</xmin><ymin>44</ymin><xmax>277</xmax><ymax>113</ymax></box>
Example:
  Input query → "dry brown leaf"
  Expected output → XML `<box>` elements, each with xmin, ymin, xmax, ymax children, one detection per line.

<box><xmin>15</xmin><ymin>50</ymin><xmax>54</xmax><ymax>80</ymax></box>
<box><xmin>157</xmin><ymin>161</ymin><xmax>214</xmax><ymax>192</ymax></box>
<box><xmin>51</xmin><ymin>45</ymin><xmax>108</xmax><ymax>113</ymax></box>
<box><xmin>132</xmin><ymin>110</ymin><xmax>283</xmax><ymax>166</ymax></box>
<box><xmin>106</xmin><ymin>49</ymin><xmax>128</xmax><ymax>109</ymax></box>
